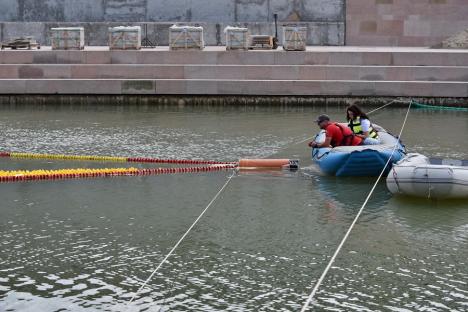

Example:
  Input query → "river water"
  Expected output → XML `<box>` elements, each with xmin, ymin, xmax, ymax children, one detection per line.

<box><xmin>0</xmin><ymin>103</ymin><xmax>467</xmax><ymax>311</ymax></box>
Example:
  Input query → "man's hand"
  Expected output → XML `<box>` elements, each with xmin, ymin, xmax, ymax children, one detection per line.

<box><xmin>308</xmin><ymin>141</ymin><xmax>317</xmax><ymax>148</ymax></box>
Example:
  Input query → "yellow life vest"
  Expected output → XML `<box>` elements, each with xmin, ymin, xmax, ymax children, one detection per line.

<box><xmin>348</xmin><ymin>117</ymin><xmax>378</xmax><ymax>139</ymax></box>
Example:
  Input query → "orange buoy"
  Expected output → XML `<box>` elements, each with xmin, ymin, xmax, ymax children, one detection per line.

<box><xmin>238</xmin><ymin>159</ymin><xmax>299</xmax><ymax>170</ymax></box>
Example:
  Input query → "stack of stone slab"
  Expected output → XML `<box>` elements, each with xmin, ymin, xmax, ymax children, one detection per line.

<box><xmin>224</xmin><ymin>26</ymin><xmax>249</xmax><ymax>50</ymax></box>
<box><xmin>50</xmin><ymin>27</ymin><xmax>84</xmax><ymax>50</ymax></box>
<box><xmin>282</xmin><ymin>26</ymin><xmax>307</xmax><ymax>51</ymax></box>
<box><xmin>109</xmin><ymin>26</ymin><xmax>141</xmax><ymax>50</ymax></box>
<box><xmin>169</xmin><ymin>25</ymin><xmax>204</xmax><ymax>50</ymax></box>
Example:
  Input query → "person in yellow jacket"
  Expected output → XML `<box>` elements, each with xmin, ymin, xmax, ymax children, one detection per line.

<box><xmin>346</xmin><ymin>104</ymin><xmax>381</xmax><ymax>145</ymax></box>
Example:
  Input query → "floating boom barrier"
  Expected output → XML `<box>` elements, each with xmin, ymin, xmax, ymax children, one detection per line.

<box><xmin>0</xmin><ymin>165</ymin><xmax>238</xmax><ymax>182</ymax></box>
<box><xmin>0</xmin><ymin>151</ymin><xmax>299</xmax><ymax>183</ymax></box>
<box><xmin>0</xmin><ymin>152</ymin><xmax>236</xmax><ymax>165</ymax></box>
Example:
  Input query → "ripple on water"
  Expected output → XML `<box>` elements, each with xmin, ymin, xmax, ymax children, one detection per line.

<box><xmin>1</xmin><ymin>106</ymin><xmax>467</xmax><ymax>311</ymax></box>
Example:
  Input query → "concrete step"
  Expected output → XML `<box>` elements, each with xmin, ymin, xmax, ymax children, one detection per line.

<box><xmin>1</xmin><ymin>64</ymin><xmax>467</xmax><ymax>81</ymax></box>
<box><xmin>1</xmin><ymin>47</ymin><xmax>468</xmax><ymax>66</ymax></box>
<box><xmin>1</xmin><ymin>79</ymin><xmax>467</xmax><ymax>97</ymax></box>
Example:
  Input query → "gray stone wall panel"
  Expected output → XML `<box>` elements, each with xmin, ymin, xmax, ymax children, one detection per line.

<box><xmin>63</xmin><ymin>0</ymin><xmax>105</xmax><ymax>22</ymax></box>
<box><xmin>20</xmin><ymin>0</ymin><xmax>65</xmax><ymax>22</ymax></box>
<box><xmin>302</xmin><ymin>0</ymin><xmax>344</xmax><ymax>22</ymax></box>
<box><xmin>104</xmin><ymin>0</ymin><xmax>147</xmax><ymax>22</ymax></box>
<box><xmin>1</xmin><ymin>0</ymin><xmax>346</xmax><ymax>23</ymax></box>
<box><xmin>0</xmin><ymin>0</ymin><xmax>18</xmax><ymax>22</ymax></box>
<box><xmin>235</xmin><ymin>0</ymin><xmax>269</xmax><ymax>22</ymax></box>
<box><xmin>190</xmin><ymin>0</ymin><xmax>235</xmax><ymax>23</ymax></box>
<box><xmin>147</xmin><ymin>0</ymin><xmax>191</xmax><ymax>22</ymax></box>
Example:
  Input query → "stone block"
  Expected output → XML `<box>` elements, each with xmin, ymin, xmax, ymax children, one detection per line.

<box><xmin>146</xmin><ymin>65</ymin><xmax>184</xmax><ymax>79</ymax></box>
<box><xmin>321</xmin><ymin>80</ymin><xmax>352</xmax><ymax>95</ymax></box>
<box><xmin>32</xmin><ymin>52</ymin><xmax>58</xmax><ymax>64</ymax></box>
<box><xmin>155</xmin><ymin>79</ymin><xmax>186</xmax><ymax>94</ymax></box>
<box><xmin>404</xmin><ymin>20</ymin><xmax>431</xmax><ymax>37</ymax></box>
<box><xmin>186</xmin><ymin>80</ymin><xmax>218</xmax><ymax>94</ymax></box>
<box><xmin>432</xmin><ymin>82</ymin><xmax>468</xmax><ymax>97</ymax></box>
<box><xmin>84</xmin><ymin>51</ymin><xmax>111</xmax><ymax>64</ymax></box>
<box><xmin>121</xmin><ymin>80</ymin><xmax>155</xmax><ymax>94</ymax></box>
<box><xmin>215</xmin><ymin>66</ymin><xmax>246</xmax><ymax>79</ymax></box>
<box><xmin>0</xmin><ymin>51</ymin><xmax>34</xmax><ymax>64</ymax></box>
<box><xmin>378</xmin><ymin>20</ymin><xmax>404</xmax><ymax>36</ymax></box>
<box><xmin>110</xmin><ymin>50</ymin><xmax>138</xmax><ymax>64</ymax></box>
<box><xmin>57</xmin><ymin>51</ymin><xmax>85</xmax><ymax>64</ymax></box>
<box><xmin>398</xmin><ymin>81</ymin><xmax>433</xmax><ymax>96</ymax></box>
<box><xmin>329</xmin><ymin>52</ymin><xmax>362</xmax><ymax>65</ymax></box>
<box><xmin>24</xmin><ymin>79</ymin><xmax>121</xmax><ymax>94</ymax></box>
<box><xmin>184</xmin><ymin>65</ymin><xmax>216</xmax><ymax>79</ymax></box>
<box><xmin>167</xmin><ymin>50</ymin><xmax>217</xmax><ymax>64</ymax></box>
<box><xmin>360</xmin><ymin>21</ymin><xmax>377</xmax><ymax>33</ymax></box>
<box><xmin>41</xmin><ymin>65</ymin><xmax>72</xmax><ymax>78</ymax></box>
<box><xmin>0</xmin><ymin>65</ymin><xmax>18</xmax><ymax>78</ymax></box>
<box><xmin>290</xmin><ymin>80</ymin><xmax>322</xmax><ymax>95</ymax></box>
<box><xmin>386</xmin><ymin>67</ymin><xmax>414</xmax><ymax>81</ymax></box>
<box><xmin>360</xmin><ymin>52</ymin><xmax>393</xmax><ymax>65</ymax></box>
<box><xmin>322</xmin><ymin>81</ymin><xmax>375</xmax><ymax>96</ymax></box>
<box><xmin>374</xmin><ymin>81</ymin><xmax>403</xmax><ymax>96</ymax></box>
<box><xmin>326</xmin><ymin>66</ymin><xmax>358</xmax><ymax>80</ymax></box>
<box><xmin>299</xmin><ymin>66</ymin><xmax>327</xmax><ymax>80</ymax></box>
<box><xmin>217</xmin><ymin>50</ymin><xmax>274</xmax><ymax>65</ymax></box>
<box><xmin>346</xmin><ymin>0</ymin><xmax>376</xmax><ymax>14</ymax></box>
<box><xmin>274</xmin><ymin>52</ymin><xmax>307</xmax><ymax>65</ymax></box>
<box><xmin>359</xmin><ymin>67</ymin><xmax>386</xmax><ymax>81</ymax></box>
<box><xmin>245</xmin><ymin>66</ymin><xmax>273</xmax><ymax>79</ymax></box>
<box><xmin>392</xmin><ymin>52</ymin><xmax>446</xmax><ymax>66</ymax></box>
<box><xmin>0</xmin><ymin>79</ymin><xmax>25</xmax><ymax>93</ymax></box>
<box><xmin>70</xmin><ymin>65</ymin><xmax>99</xmax><ymax>78</ymax></box>
<box><xmin>304</xmin><ymin>52</ymin><xmax>330</xmax><ymax>65</ymax></box>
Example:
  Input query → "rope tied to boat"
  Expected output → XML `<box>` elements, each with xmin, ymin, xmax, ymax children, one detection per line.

<box><xmin>127</xmin><ymin>170</ymin><xmax>237</xmax><ymax>307</ymax></box>
<box><xmin>300</xmin><ymin>100</ymin><xmax>413</xmax><ymax>311</ymax></box>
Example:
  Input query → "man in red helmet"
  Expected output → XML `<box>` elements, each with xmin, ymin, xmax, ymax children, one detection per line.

<box><xmin>309</xmin><ymin>114</ymin><xmax>362</xmax><ymax>148</ymax></box>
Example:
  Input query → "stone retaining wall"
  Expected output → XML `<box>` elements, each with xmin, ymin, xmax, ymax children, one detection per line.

<box><xmin>1</xmin><ymin>1</ymin><xmax>468</xmax><ymax>47</ymax></box>
<box><xmin>0</xmin><ymin>0</ymin><xmax>345</xmax><ymax>46</ymax></box>
<box><xmin>346</xmin><ymin>0</ymin><xmax>468</xmax><ymax>47</ymax></box>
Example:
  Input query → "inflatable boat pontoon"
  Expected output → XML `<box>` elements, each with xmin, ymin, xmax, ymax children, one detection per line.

<box><xmin>386</xmin><ymin>153</ymin><xmax>468</xmax><ymax>199</ymax></box>
<box><xmin>311</xmin><ymin>124</ymin><xmax>405</xmax><ymax>177</ymax></box>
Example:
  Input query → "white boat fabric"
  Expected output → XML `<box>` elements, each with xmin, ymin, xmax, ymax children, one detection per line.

<box><xmin>386</xmin><ymin>153</ymin><xmax>468</xmax><ymax>199</ymax></box>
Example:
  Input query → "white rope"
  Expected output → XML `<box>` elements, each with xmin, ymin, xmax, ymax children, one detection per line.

<box><xmin>127</xmin><ymin>170</ymin><xmax>237</xmax><ymax>307</ymax></box>
<box><xmin>300</xmin><ymin>100</ymin><xmax>412</xmax><ymax>312</ymax></box>
<box><xmin>367</xmin><ymin>99</ymin><xmax>402</xmax><ymax>115</ymax></box>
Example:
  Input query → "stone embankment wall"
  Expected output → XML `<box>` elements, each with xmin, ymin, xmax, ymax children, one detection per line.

<box><xmin>0</xmin><ymin>0</ymin><xmax>345</xmax><ymax>46</ymax></box>
<box><xmin>346</xmin><ymin>0</ymin><xmax>468</xmax><ymax>47</ymax></box>
<box><xmin>2</xmin><ymin>0</ymin><xmax>467</xmax><ymax>47</ymax></box>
